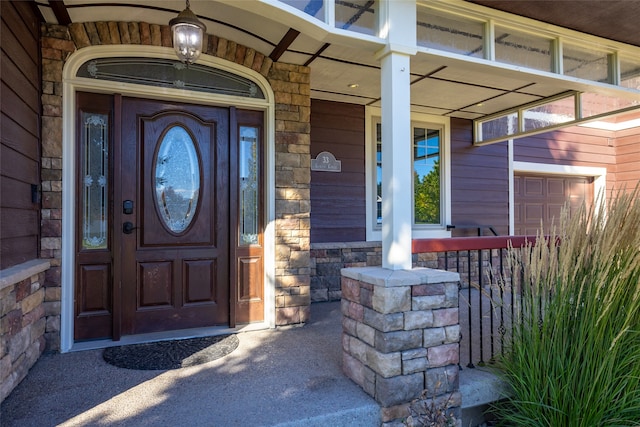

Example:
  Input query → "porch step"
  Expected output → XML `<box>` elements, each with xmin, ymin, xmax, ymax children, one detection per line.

<box><xmin>460</xmin><ymin>367</ymin><xmax>509</xmax><ymax>426</ymax></box>
<box><xmin>271</xmin><ymin>404</ymin><xmax>381</xmax><ymax>427</ymax></box>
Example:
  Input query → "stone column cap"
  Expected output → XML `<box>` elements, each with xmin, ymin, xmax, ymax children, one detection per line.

<box><xmin>341</xmin><ymin>266</ymin><xmax>459</xmax><ymax>288</ymax></box>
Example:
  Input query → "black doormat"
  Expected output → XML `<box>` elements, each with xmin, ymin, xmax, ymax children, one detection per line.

<box><xmin>102</xmin><ymin>334</ymin><xmax>239</xmax><ymax>370</ymax></box>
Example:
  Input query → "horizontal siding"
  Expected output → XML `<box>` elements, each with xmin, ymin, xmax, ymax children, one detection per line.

<box><xmin>310</xmin><ymin>100</ymin><xmax>365</xmax><ymax>243</ymax></box>
<box><xmin>514</xmin><ymin>125</ymin><xmax>618</xmax><ymax>196</ymax></box>
<box><xmin>615</xmin><ymin>126</ymin><xmax>640</xmax><ymax>190</ymax></box>
<box><xmin>450</xmin><ymin>118</ymin><xmax>509</xmax><ymax>236</ymax></box>
<box><xmin>0</xmin><ymin>1</ymin><xmax>40</xmax><ymax>269</ymax></box>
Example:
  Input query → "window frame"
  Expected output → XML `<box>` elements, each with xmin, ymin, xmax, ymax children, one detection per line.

<box><xmin>365</xmin><ymin>107</ymin><xmax>451</xmax><ymax>241</ymax></box>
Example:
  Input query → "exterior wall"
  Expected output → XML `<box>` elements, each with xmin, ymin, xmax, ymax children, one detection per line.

<box><xmin>310</xmin><ymin>100</ymin><xmax>366</xmax><ymax>243</ymax></box>
<box><xmin>0</xmin><ymin>1</ymin><xmax>42</xmax><ymax>269</ymax></box>
<box><xmin>514</xmin><ymin>125</ymin><xmax>617</xmax><ymax>190</ymax></box>
<box><xmin>39</xmin><ymin>21</ymin><xmax>310</xmax><ymax>350</ymax></box>
<box><xmin>0</xmin><ymin>260</ymin><xmax>50</xmax><ymax>403</ymax></box>
<box><xmin>615</xmin><ymin>126</ymin><xmax>640</xmax><ymax>190</ymax></box>
<box><xmin>450</xmin><ymin>118</ymin><xmax>509</xmax><ymax>236</ymax></box>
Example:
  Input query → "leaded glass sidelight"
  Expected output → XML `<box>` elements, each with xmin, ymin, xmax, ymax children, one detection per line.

<box><xmin>239</xmin><ymin>126</ymin><xmax>260</xmax><ymax>245</ymax></box>
<box><xmin>82</xmin><ymin>113</ymin><xmax>109</xmax><ymax>250</ymax></box>
<box><xmin>154</xmin><ymin>126</ymin><xmax>201</xmax><ymax>233</ymax></box>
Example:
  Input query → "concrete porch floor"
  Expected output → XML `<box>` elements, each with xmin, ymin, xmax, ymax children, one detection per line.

<box><xmin>1</xmin><ymin>302</ymin><xmax>380</xmax><ymax>427</ymax></box>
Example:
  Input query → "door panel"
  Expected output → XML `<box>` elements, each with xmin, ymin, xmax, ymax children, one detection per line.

<box><xmin>119</xmin><ymin>98</ymin><xmax>229</xmax><ymax>335</ymax></box>
<box><xmin>514</xmin><ymin>174</ymin><xmax>593</xmax><ymax>235</ymax></box>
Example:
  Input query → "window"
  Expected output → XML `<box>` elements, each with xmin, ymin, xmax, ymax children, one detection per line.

<box><xmin>368</xmin><ymin>109</ymin><xmax>451</xmax><ymax>240</ymax></box>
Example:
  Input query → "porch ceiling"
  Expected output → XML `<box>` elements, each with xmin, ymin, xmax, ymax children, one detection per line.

<box><xmin>38</xmin><ymin>0</ymin><xmax>640</xmax><ymax>121</ymax></box>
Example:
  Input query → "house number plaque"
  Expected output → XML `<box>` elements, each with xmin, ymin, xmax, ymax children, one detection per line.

<box><xmin>311</xmin><ymin>151</ymin><xmax>341</xmax><ymax>172</ymax></box>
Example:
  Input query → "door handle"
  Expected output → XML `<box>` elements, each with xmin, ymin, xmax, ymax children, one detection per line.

<box><xmin>122</xmin><ymin>222</ymin><xmax>137</xmax><ymax>234</ymax></box>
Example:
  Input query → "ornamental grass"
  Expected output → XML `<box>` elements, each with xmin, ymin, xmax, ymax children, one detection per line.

<box><xmin>491</xmin><ymin>187</ymin><xmax>640</xmax><ymax>426</ymax></box>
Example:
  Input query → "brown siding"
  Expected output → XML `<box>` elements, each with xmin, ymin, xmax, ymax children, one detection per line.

<box><xmin>310</xmin><ymin>100</ymin><xmax>365</xmax><ymax>243</ymax></box>
<box><xmin>0</xmin><ymin>1</ymin><xmax>41</xmax><ymax>269</ymax></box>
<box><xmin>615</xmin><ymin>126</ymin><xmax>640</xmax><ymax>190</ymax></box>
<box><xmin>514</xmin><ymin>126</ymin><xmax>617</xmax><ymax>191</ymax></box>
<box><xmin>450</xmin><ymin>118</ymin><xmax>509</xmax><ymax>235</ymax></box>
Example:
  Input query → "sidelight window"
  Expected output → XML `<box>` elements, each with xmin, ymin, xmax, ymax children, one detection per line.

<box><xmin>239</xmin><ymin>126</ymin><xmax>260</xmax><ymax>245</ymax></box>
<box><xmin>81</xmin><ymin>113</ymin><xmax>109</xmax><ymax>250</ymax></box>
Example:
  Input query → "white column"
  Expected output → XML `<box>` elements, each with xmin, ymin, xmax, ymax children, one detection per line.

<box><xmin>377</xmin><ymin>0</ymin><xmax>416</xmax><ymax>270</ymax></box>
<box><xmin>379</xmin><ymin>51</ymin><xmax>413</xmax><ymax>270</ymax></box>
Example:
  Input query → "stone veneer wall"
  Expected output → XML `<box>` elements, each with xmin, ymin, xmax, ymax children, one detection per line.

<box><xmin>311</xmin><ymin>241</ymin><xmax>494</xmax><ymax>302</ymax></box>
<box><xmin>0</xmin><ymin>260</ymin><xmax>50</xmax><ymax>402</ymax></box>
<box><xmin>39</xmin><ymin>22</ymin><xmax>310</xmax><ymax>350</ymax></box>
<box><xmin>341</xmin><ymin>267</ymin><xmax>462</xmax><ymax>426</ymax></box>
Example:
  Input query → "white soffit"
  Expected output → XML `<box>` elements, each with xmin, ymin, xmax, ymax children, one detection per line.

<box><xmin>321</xmin><ymin>43</ymin><xmax>380</xmax><ymax>67</ymax></box>
<box><xmin>449</xmin><ymin>111</ymin><xmax>484</xmax><ymax>120</ymax></box>
<box><xmin>464</xmin><ymin>92</ymin><xmax>542</xmax><ymax>115</ymax></box>
<box><xmin>429</xmin><ymin>65</ymin><xmax>534</xmax><ymax>92</ymax></box>
<box><xmin>410</xmin><ymin>78</ymin><xmax>505</xmax><ymax>110</ymax></box>
<box><xmin>288</xmin><ymin>32</ymin><xmax>330</xmax><ymax>56</ymax></box>
<box><xmin>410</xmin><ymin>104</ymin><xmax>457</xmax><ymax>116</ymax></box>
<box><xmin>310</xmin><ymin>57</ymin><xmax>380</xmax><ymax>99</ymax></box>
<box><xmin>310</xmin><ymin>90</ymin><xmax>376</xmax><ymax>105</ymax></box>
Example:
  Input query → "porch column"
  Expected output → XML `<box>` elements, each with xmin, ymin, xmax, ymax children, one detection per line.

<box><xmin>379</xmin><ymin>51</ymin><xmax>412</xmax><ymax>270</ymax></box>
<box><xmin>377</xmin><ymin>0</ymin><xmax>416</xmax><ymax>270</ymax></box>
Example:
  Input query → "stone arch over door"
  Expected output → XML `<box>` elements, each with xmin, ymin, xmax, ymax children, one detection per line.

<box><xmin>40</xmin><ymin>22</ymin><xmax>311</xmax><ymax>352</ymax></box>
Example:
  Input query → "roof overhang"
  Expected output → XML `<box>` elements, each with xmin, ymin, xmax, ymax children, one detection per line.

<box><xmin>37</xmin><ymin>0</ymin><xmax>640</xmax><ymax>135</ymax></box>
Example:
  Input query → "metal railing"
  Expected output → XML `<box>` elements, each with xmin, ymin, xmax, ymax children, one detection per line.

<box><xmin>412</xmin><ymin>236</ymin><xmax>534</xmax><ymax>369</ymax></box>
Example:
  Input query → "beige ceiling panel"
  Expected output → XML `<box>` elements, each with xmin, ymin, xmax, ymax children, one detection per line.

<box><xmin>410</xmin><ymin>105</ymin><xmax>454</xmax><ymax>116</ymax></box>
<box><xmin>521</xmin><ymin>83</ymin><xmax>569</xmax><ymax>97</ymax></box>
<box><xmin>448</xmin><ymin>111</ymin><xmax>485</xmax><ymax>120</ymax></box>
<box><xmin>321</xmin><ymin>44</ymin><xmax>380</xmax><ymax>67</ymax></box>
<box><xmin>310</xmin><ymin>58</ymin><xmax>381</xmax><ymax>99</ymax></box>
<box><xmin>411</xmin><ymin>78</ymin><xmax>505</xmax><ymax>110</ymax></box>
<box><xmin>288</xmin><ymin>33</ymin><xmax>331</xmax><ymax>57</ymax></box>
<box><xmin>463</xmin><ymin>92</ymin><xmax>542</xmax><ymax>114</ymax></box>
<box><xmin>66</xmin><ymin>1</ymin><xmax>287</xmax><ymax>58</ymax></box>
<box><xmin>311</xmin><ymin>90</ymin><xmax>376</xmax><ymax>105</ymax></box>
<box><xmin>279</xmin><ymin>51</ymin><xmax>313</xmax><ymax>66</ymax></box>
<box><xmin>430</xmin><ymin>65</ymin><xmax>534</xmax><ymax>91</ymax></box>
<box><xmin>410</xmin><ymin>55</ymin><xmax>449</xmax><ymax>76</ymax></box>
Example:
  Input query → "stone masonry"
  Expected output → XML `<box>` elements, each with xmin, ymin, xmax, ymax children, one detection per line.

<box><xmin>39</xmin><ymin>22</ymin><xmax>310</xmax><ymax>350</ymax></box>
<box><xmin>0</xmin><ymin>260</ymin><xmax>50</xmax><ymax>403</ymax></box>
<box><xmin>341</xmin><ymin>267</ymin><xmax>462</xmax><ymax>426</ymax></box>
<box><xmin>312</xmin><ymin>241</ymin><xmax>494</xmax><ymax>303</ymax></box>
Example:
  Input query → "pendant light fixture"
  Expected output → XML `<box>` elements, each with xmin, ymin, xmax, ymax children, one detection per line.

<box><xmin>170</xmin><ymin>0</ymin><xmax>207</xmax><ymax>64</ymax></box>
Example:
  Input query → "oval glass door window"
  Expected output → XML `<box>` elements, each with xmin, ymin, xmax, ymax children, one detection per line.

<box><xmin>154</xmin><ymin>125</ymin><xmax>201</xmax><ymax>233</ymax></box>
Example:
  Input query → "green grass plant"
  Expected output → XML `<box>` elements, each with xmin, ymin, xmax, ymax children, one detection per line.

<box><xmin>491</xmin><ymin>187</ymin><xmax>640</xmax><ymax>426</ymax></box>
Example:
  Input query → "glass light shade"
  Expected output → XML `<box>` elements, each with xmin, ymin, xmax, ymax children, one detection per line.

<box><xmin>170</xmin><ymin>5</ymin><xmax>206</xmax><ymax>64</ymax></box>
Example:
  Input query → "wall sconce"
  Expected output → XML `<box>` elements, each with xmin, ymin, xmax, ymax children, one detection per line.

<box><xmin>169</xmin><ymin>0</ymin><xmax>207</xmax><ymax>64</ymax></box>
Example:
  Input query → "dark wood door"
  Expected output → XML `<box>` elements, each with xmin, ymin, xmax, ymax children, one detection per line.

<box><xmin>118</xmin><ymin>98</ymin><xmax>230</xmax><ymax>335</ymax></box>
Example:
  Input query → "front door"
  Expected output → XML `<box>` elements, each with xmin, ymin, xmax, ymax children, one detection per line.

<box><xmin>118</xmin><ymin>98</ymin><xmax>230</xmax><ymax>335</ymax></box>
<box><xmin>74</xmin><ymin>93</ymin><xmax>265</xmax><ymax>342</ymax></box>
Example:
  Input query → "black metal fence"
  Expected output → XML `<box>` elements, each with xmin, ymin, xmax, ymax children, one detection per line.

<box><xmin>413</xmin><ymin>236</ymin><xmax>533</xmax><ymax>369</ymax></box>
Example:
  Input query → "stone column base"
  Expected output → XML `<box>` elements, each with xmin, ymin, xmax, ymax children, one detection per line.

<box><xmin>341</xmin><ymin>267</ymin><xmax>461</xmax><ymax>426</ymax></box>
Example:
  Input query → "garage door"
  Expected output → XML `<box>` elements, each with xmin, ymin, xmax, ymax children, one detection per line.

<box><xmin>514</xmin><ymin>174</ymin><xmax>593</xmax><ymax>235</ymax></box>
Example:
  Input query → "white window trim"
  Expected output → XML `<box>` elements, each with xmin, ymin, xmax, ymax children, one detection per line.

<box><xmin>365</xmin><ymin>106</ymin><xmax>451</xmax><ymax>241</ymax></box>
<box><xmin>510</xmin><ymin>160</ymin><xmax>607</xmax><ymax>235</ymax></box>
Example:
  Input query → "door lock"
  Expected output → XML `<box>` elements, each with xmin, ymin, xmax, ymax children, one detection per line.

<box><xmin>123</xmin><ymin>200</ymin><xmax>134</xmax><ymax>215</ymax></box>
<box><xmin>122</xmin><ymin>222</ymin><xmax>137</xmax><ymax>234</ymax></box>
